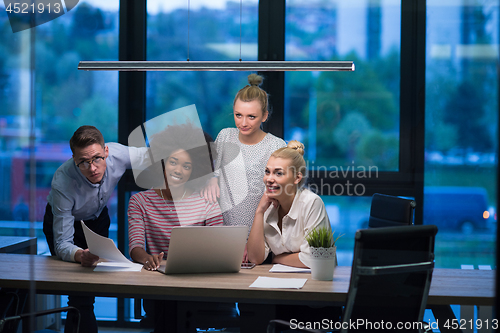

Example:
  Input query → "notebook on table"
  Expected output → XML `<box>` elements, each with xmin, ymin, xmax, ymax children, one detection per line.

<box><xmin>158</xmin><ymin>226</ymin><xmax>247</xmax><ymax>274</ymax></box>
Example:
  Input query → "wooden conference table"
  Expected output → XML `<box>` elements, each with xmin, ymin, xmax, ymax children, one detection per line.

<box><xmin>0</xmin><ymin>253</ymin><xmax>494</xmax><ymax>332</ymax></box>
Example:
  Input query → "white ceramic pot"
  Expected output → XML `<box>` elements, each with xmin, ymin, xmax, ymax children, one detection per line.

<box><xmin>309</xmin><ymin>246</ymin><xmax>336</xmax><ymax>281</ymax></box>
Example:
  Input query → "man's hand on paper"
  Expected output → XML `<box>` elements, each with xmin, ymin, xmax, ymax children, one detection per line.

<box><xmin>143</xmin><ymin>252</ymin><xmax>164</xmax><ymax>271</ymax></box>
<box><xmin>76</xmin><ymin>249</ymin><xmax>100</xmax><ymax>267</ymax></box>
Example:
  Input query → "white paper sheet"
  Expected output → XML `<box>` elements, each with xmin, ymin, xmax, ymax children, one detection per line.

<box><xmin>269</xmin><ymin>264</ymin><xmax>311</xmax><ymax>273</ymax></box>
<box><xmin>93</xmin><ymin>261</ymin><xmax>143</xmax><ymax>272</ymax></box>
<box><xmin>249</xmin><ymin>276</ymin><xmax>307</xmax><ymax>289</ymax></box>
<box><xmin>81</xmin><ymin>221</ymin><xmax>143</xmax><ymax>272</ymax></box>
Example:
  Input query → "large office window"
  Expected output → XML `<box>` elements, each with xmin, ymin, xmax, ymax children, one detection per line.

<box><xmin>425</xmin><ymin>1</ymin><xmax>498</xmax><ymax>268</ymax></box>
<box><xmin>0</xmin><ymin>8</ymin><xmax>33</xmax><ymax>234</ymax></box>
<box><xmin>285</xmin><ymin>0</ymin><xmax>401</xmax><ymax>170</ymax></box>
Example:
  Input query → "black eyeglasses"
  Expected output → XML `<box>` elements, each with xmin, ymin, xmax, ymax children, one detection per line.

<box><xmin>76</xmin><ymin>156</ymin><xmax>106</xmax><ymax>170</ymax></box>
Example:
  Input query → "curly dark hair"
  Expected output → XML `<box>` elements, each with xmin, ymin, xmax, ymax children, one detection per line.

<box><xmin>146</xmin><ymin>122</ymin><xmax>215</xmax><ymax>190</ymax></box>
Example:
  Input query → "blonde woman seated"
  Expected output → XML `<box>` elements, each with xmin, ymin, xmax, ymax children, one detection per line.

<box><xmin>247</xmin><ymin>140</ymin><xmax>331</xmax><ymax>268</ymax></box>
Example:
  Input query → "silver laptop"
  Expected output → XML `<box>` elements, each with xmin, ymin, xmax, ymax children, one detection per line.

<box><xmin>158</xmin><ymin>226</ymin><xmax>247</xmax><ymax>274</ymax></box>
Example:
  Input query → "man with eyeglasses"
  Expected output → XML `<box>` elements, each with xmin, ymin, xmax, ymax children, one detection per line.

<box><xmin>43</xmin><ymin>125</ymin><xmax>146</xmax><ymax>333</ymax></box>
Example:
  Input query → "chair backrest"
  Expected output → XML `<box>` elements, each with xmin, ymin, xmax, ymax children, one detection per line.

<box><xmin>342</xmin><ymin>225</ymin><xmax>438</xmax><ymax>333</ymax></box>
<box><xmin>368</xmin><ymin>193</ymin><xmax>416</xmax><ymax>228</ymax></box>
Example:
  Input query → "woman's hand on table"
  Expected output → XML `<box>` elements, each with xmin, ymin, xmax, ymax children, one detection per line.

<box><xmin>143</xmin><ymin>252</ymin><xmax>164</xmax><ymax>271</ymax></box>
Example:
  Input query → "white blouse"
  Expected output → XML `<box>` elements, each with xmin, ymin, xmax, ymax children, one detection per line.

<box><xmin>262</xmin><ymin>188</ymin><xmax>331</xmax><ymax>267</ymax></box>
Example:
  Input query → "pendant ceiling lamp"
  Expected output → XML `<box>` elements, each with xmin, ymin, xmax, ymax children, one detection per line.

<box><xmin>78</xmin><ymin>0</ymin><xmax>354</xmax><ymax>73</ymax></box>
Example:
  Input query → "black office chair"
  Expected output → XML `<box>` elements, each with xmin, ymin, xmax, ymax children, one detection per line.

<box><xmin>342</xmin><ymin>225</ymin><xmax>437</xmax><ymax>333</ymax></box>
<box><xmin>368</xmin><ymin>193</ymin><xmax>416</xmax><ymax>228</ymax></box>
<box><xmin>268</xmin><ymin>225</ymin><xmax>437</xmax><ymax>333</ymax></box>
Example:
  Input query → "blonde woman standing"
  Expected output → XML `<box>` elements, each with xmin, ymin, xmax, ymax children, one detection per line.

<box><xmin>202</xmin><ymin>74</ymin><xmax>286</xmax><ymax>244</ymax></box>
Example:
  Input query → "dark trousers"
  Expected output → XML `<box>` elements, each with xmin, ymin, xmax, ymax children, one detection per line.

<box><xmin>43</xmin><ymin>203</ymin><xmax>110</xmax><ymax>333</ymax></box>
<box><xmin>152</xmin><ymin>300</ymin><xmax>179</xmax><ymax>333</ymax></box>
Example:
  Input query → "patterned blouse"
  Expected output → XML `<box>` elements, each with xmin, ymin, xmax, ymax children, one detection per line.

<box><xmin>213</xmin><ymin>128</ymin><xmax>286</xmax><ymax>235</ymax></box>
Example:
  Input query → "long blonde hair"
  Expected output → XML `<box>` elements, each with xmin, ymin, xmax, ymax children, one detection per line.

<box><xmin>271</xmin><ymin>140</ymin><xmax>306</xmax><ymax>187</ymax></box>
<box><xmin>233</xmin><ymin>74</ymin><xmax>269</xmax><ymax>116</ymax></box>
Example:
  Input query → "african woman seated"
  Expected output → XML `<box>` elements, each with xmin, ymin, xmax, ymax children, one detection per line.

<box><xmin>128</xmin><ymin>122</ymin><xmax>223</xmax><ymax>270</ymax></box>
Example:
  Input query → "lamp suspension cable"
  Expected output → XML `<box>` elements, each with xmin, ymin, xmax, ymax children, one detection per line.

<box><xmin>239</xmin><ymin>0</ymin><xmax>242</xmax><ymax>61</ymax></box>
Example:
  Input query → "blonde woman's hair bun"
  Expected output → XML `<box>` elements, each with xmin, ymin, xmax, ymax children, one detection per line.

<box><xmin>287</xmin><ymin>140</ymin><xmax>305</xmax><ymax>156</ymax></box>
<box><xmin>234</xmin><ymin>73</ymin><xmax>268</xmax><ymax>115</ymax></box>
<box><xmin>248</xmin><ymin>73</ymin><xmax>263</xmax><ymax>87</ymax></box>
<box><xmin>271</xmin><ymin>140</ymin><xmax>307</xmax><ymax>187</ymax></box>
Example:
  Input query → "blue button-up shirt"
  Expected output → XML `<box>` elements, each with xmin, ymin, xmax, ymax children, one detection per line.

<box><xmin>47</xmin><ymin>143</ymin><xmax>146</xmax><ymax>262</ymax></box>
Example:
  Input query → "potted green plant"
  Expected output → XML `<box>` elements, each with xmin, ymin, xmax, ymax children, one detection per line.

<box><xmin>305</xmin><ymin>226</ymin><xmax>343</xmax><ymax>281</ymax></box>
